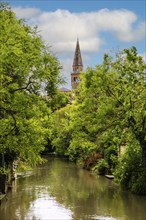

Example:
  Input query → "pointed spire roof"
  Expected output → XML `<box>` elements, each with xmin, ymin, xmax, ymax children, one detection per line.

<box><xmin>73</xmin><ymin>39</ymin><xmax>83</xmax><ymax>68</ymax></box>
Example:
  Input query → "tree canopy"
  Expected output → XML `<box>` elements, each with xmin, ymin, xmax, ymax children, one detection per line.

<box><xmin>0</xmin><ymin>3</ymin><xmax>62</xmax><ymax>167</ymax></box>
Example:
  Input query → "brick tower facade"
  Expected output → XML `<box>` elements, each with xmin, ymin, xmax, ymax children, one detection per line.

<box><xmin>71</xmin><ymin>39</ymin><xmax>83</xmax><ymax>89</ymax></box>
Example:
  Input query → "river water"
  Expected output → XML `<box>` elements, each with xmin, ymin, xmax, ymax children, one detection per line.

<box><xmin>0</xmin><ymin>156</ymin><xmax>146</xmax><ymax>220</ymax></box>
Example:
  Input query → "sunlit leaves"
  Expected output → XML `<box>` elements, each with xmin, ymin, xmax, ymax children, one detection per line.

<box><xmin>0</xmin><ymin>3</ymin><xmax>62</xmax><ymax>167</ymax></box>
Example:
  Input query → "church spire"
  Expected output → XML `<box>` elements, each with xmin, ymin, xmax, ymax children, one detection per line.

<box><xmin>71</xmin><ymin>39</ymin><xmax>83</xmax><ymax>89</ymax></box>
<box><xmin>72</xmin><ymin>38</ymin><xmax>83</xmax><ymax>73</ymax></box>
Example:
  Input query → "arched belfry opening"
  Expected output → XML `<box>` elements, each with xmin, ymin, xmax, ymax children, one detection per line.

<box><xmin>71</xmin><ymin>39</ymin><xmax>83</xmax><ymax>89</ymax></box>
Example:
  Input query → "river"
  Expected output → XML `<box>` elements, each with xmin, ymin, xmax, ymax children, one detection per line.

<box><xmin>0</xmin><ymin>156</ymin><xmax>146</xmax><ymax>220</ymax></box>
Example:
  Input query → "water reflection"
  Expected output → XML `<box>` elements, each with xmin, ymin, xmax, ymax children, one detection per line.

<box><xmin>0</xmin><ymin>156</ymin><xmax>146</xmax><ymax>220</ymax></box>
<box><xmin>24</xmin><ymin>197</ymin><xmax>72</xmax><ymax>220</ymax></box>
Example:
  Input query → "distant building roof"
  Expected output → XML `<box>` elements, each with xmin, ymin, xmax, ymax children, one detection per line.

<box><xmin>59</xmin><ymin>87</ymin><xmax>71</xmax><ymax>92</ymax></box>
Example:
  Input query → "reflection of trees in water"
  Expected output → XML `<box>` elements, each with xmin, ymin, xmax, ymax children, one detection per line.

<box><xmin>45</xmin><ymin>158</ymin><xmax>146</xmax><ymax>220</ymax></box>
<box><xmin>45</xmin><ymin>159</ymin><xmax>118</xmax><ymax>219</ymax></box>
<box><xmin>1</xmin><ymin>157</ymin><xmax>146</xmax><ymax>220</ymax></box>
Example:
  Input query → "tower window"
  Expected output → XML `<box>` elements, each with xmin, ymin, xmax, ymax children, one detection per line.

<box><xmin>74</xmin><ymin>77</ymin><xmax>80</xmax><ymax>82</ymax></box>
<box><xmin>74</xmin><ymin>77</ymin><xmax>77</xmax><ymax>82</ymax></box>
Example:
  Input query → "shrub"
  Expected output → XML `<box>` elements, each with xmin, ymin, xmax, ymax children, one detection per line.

<box><xmin>92</xmin><ymin>159</ymin><xmax>108</xmax><ymax>175</ymax></box>
<box><xmin>114</xmin><ymin>143</ymin><xmax>146</xmax><ymax>194</ymax></box>
<box><xmin>83</xmin><ymin>152</ymin><xmax>103</xmax><ymax>170</ymax></box>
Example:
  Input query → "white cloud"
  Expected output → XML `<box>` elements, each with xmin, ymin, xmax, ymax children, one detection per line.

<box><xmin>93</xmin><ymin>9</ymin><xmax>145</xmax><ymax>42</ymax></box>
<box><xmin>13</xmin><ymin>7</ymin><xmax>145</xmax><ymax>53</ymax></box>
<box><xmin>12</xmin><ymin>6</ymin><xmax>146</xmax><ymax>88</ymax></box>
<box><xmin>13</xmin><ymin>7</ymin><xmax>41</xmax><ymax>19</ymax></box>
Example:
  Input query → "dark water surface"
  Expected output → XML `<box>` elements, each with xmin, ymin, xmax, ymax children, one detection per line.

<box><xmin>0</xmin><ymin>156</ymin><xmax>146</xmax><ymax>220</ymax></box>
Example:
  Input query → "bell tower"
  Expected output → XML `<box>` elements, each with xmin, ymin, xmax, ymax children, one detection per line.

<box><xmin>71</xmin><ymin>39</ymin><xmax>83</xmax><ymax>89</ymax></box>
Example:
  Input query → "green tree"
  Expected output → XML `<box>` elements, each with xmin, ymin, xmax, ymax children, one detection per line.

<box><xmin>0</xmin><ymin>3</ymin><xmax>62</xmax><ymax>170</ymax></box>
<box><xmin>111</xmin><ymin>47</ymin><xmax>146</xmax><ymax>165</ymax></box>
<box><xmin>76</xmin><ymin>47</ymin><xmax>146</xmax><ymax>193</ymax></box>
<box><xmin>48</xmin><ymin>104</ymin><xmax>72</xmax><ymax>155</ymax></box>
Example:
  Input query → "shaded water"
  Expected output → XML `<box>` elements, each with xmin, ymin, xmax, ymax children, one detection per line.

<box><xmin>0</xmin><ymin>156</ymin><xmax>146</xmax><ymax>220</ymax></box>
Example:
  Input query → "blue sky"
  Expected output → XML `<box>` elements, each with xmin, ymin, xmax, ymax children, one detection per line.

<box><xmin>4</xmin><ymin>0</ymin><xmax>146</xmax><ymax>89</ymax></box>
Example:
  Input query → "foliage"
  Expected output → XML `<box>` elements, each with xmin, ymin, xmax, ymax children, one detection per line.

<box><xmin>48</xmin><ymin>104</ymin><xmax>72</xmax><ymax>155</ymax></box>
<box><xmin>0</xmin><ymin>3</ymin><xmax>62</xmax><ymax>167</ymax></box>
<box><xmin>92</xmin><ymin>159</ymin><xmax>109</xmax><ymax>175</ymax></box>
<box><xmin>48</xmin><ymin>91</ymin><xmax>71</xmax><ymax>111</ymax></box>
<box><xmin>83</xmin><ymin>152</ymin><xmax>103</xmax><ymax>170</ymax></box>
<box><xmin>0</xmin><ymin>167</ymin><xmax>10</xmax><ymax>175</ymax></box>
<box><xmin>114</xmin><ymin>142</ymin><xmax>146</xmax><ymax>194</ymax></box>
